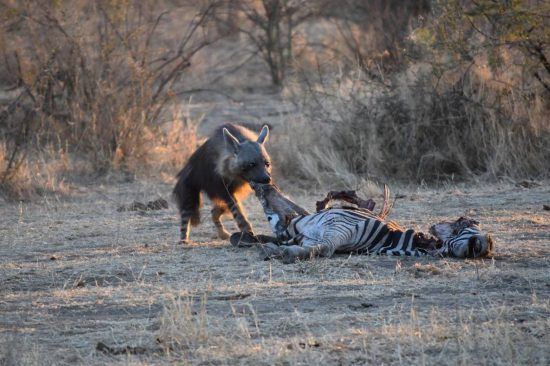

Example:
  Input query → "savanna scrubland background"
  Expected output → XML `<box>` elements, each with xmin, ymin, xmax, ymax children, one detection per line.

<box><xmin>0</xmin><ymin>1</ymin><xmax>549</xmax><ymax>365</ymax></box>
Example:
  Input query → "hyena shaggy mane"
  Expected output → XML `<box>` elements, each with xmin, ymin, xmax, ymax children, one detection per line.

<box><xmin>173</xmin><ymin>123</ymin><xmax>271</xmax><ymax>243</ymax></box>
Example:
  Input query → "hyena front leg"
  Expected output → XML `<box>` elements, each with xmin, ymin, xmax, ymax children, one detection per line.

<box><xmin>225</xmin><ymin>196</ymin><xmax>253</xmax><ymax>234</ymax></box>
<box><xmin>211</xmin><ymin>204</ymin><xmax>230</xmax><ymax>240</ymax></box>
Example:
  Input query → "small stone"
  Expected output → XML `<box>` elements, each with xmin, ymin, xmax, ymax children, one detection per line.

<box><xmin>516</xmin><ymin>180</ymin><xmax>541</xmax><ymax>188</ymax></box>
<box><xmin>146</xmin><ymin>198</ymin><xmax>169</xmax><ymax>210</ymax></box>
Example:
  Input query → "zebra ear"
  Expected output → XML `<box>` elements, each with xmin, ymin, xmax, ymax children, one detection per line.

<box><xmin>257</xmin><ymin>125</ymin><xmax>269</xmax><ymax>144</ymax></box>
<box><xmin>223</xmin><ymin>128</ymin><xmax>240</xmax><ymax>153</ymax></box>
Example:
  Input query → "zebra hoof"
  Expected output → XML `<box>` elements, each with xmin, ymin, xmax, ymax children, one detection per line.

<box><xmin>230</xmin><ymin>231</ymin><xmax>258</xmax><ymax>247</ymax></box>
<box><xmin>282</xmin><ymin>247</ymin><xmax>297</xmax><ymax>264</ymax></box>
<box><xmin>258</xmin><ymin>243</ymin><xmax>283</xmax><ymax>260</ymax></box>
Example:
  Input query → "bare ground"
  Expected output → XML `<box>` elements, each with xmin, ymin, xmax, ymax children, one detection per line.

<box><xmin>0</xmin><ymin>180</ymin><xmax>549</xmax><ymax>365</ymax></box>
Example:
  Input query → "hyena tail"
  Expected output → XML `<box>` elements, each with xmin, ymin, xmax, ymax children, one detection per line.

<box><xmin>173</xmin><ymin>166</ymin><xmax>201</xmax><ymax>227</ymax></box>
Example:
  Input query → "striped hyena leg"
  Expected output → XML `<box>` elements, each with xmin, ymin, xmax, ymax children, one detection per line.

<box><xmin>179</xmin><ymin>211</ymin><xmax>192</xmax><ymax>243</ymax></box>
<box><xmin>224</xmin><ymin>196</ymin><xmax>253</xmax><ymax>234</ymax></box>
<box><xmin>178</xmin><ymin>195</ymin><xmax>201</xmax><ymax>243</ymax></box>
<box><xmin>211</xmin><ymin>203</ymin><xmax>230</xmax><ymax>240</ymax></box>
<box><xmin>173</xmin><ymin>183</ymin><xmax>201</xmax><ymax>244</ymax></box>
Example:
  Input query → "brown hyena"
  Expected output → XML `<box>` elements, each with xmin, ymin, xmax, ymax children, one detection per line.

<box><xmin>173</xmin><ymin>123</ymin><xmax>271</xmax><ymax>243</ymax></box>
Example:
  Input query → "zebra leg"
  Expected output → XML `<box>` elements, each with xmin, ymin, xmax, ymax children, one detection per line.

<box><xmin>211</xmin><ymin>204</ymin><xmax>230</xmax><ymax>240</ymax></box>
<box><xmin>281</xmin><ymin>239</ymin><xmax>336</xmax><ymax>264</ymax></box>
<box><xmin>225</xmin><ymin>197</ymin><xmax>254</xmax><ymax>234</ymax></box>
<box><xmin>282</xmin><ymin>245</ymin><xmax>314</xmax><ymax>264</ymax></box>
<box><xmin>281</xmin><ymin>234</ymin><xmax>345</xmax><ymax>263</ymax></box>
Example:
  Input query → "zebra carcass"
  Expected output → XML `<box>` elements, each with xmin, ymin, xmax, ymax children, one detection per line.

<box><xmin>230</xmin><ymin>183</ymin><xmax>494</xmax><ymax>263</ymax></box>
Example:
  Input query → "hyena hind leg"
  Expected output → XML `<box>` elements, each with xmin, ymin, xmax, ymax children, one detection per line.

<box><xmin>211</xmin><ymin>204</ymin><xmax>230</xmax><ymax>240</ymax></box>
<box><xmin>179</xmin><ymin>211</ymin><xmax>192</xmax><ymax>244</ymax></box>
<box><xmin>173</xmin><ymin>179</ymin><xmax>200</xmax><ymax>244</ymax></box>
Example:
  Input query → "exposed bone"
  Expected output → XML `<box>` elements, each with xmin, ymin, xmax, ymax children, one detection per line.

<box><xmin>251</xmin><ymin>182</ymin><xmax>390</xmax><ymax>235</ymax></box>
<box><xmin>378</xmin><ymin>185</ymin><xmax>393</xmax><ymax>220</ymax></box>
<box><xmin>315</xmin><ymin>190</ymin><xmax>376</xmax><ymax>211</ymax></box>
<box><xmin>314</xmin><ymin>184</ymin><xmax>392</xmax><ymax>220</ymax></box>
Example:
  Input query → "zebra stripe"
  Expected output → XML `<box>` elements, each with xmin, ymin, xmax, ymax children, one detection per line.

<box><xmin>278</xmin><ymin>209</ymin><xmax>425</xmax><ymax>258</ymax></box>
<box><xmin>439</xmin><ymin>227</ymin><xmax>485</xmax><ymax>258</ymax></box>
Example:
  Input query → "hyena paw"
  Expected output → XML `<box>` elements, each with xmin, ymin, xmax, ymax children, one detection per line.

<box><xmin>217</xmin><ymin>229</ymin><xmax>230</xmax><ymax>240</ymax></box>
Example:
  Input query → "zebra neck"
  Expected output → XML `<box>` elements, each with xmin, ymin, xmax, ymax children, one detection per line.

<box><xmin>411</xmin><ymin>231</ymin><xmax>440</xmax><ymax>252</ymax></box>
<box><xmin>250</xmin><ymin>182</ymin><xmax>309</xmax><ymax>237</ymax></box>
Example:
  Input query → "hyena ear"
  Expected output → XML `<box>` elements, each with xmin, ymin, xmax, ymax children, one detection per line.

<box><xmin>257</xmin><ymin>125</ymin><xmax>269</xmax><ymax>144</ymax></box>
<box><xmin>223</xmin><ymin>128</ymin><xmax>240</xmax><ymax>153</ymax></box>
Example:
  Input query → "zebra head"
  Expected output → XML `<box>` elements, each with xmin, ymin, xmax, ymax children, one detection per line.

<box><xmin>430</xmin><ymin>217</ymin><xmax>494</xmax><ymax>258</ymax></box>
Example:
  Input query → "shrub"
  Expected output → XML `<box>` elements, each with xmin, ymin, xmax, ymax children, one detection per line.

<box><xmin>0</xmin><ymin>1</ymin><xmax>215</xmax><ymax>198</ymax></box>
<box><xmin>277</xmin><ymin>66</ymin><xmax>550</xmax><ymax>186</ymax></box>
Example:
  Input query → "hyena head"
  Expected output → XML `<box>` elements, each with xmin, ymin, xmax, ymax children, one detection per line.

<box><xmin>222</xmin><ymin>126</ymin><xmax>272</xmax><ymax>184</ymax></box>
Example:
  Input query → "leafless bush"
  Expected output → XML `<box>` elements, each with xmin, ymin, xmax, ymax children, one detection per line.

<box><xmin>219</xmin><ymin>0</ymin><xmax>317</xmax><ymax>86</ymax></box>
<box><xmin>0</xmin><ymin>1</ymin><xmax>217</xmax><ymax>198</ymax></box>
<box><xmin>323</xmin><ymin>0</ymin><xmax>430</xmax><ymax>78</ymax></box>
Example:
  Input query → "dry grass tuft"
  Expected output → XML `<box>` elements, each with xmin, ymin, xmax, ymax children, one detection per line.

<box><xmin>0</xmin><ymin>333</ymin><xmax>49</xmax><ymax>366</ymax></box>
<box><xmin>146</xmin><ymin>110</ymin><xmax>203</xmax><ymax>184</ymax></box>
<box><xmin>351</xmin><ymin>302</ymin><xmax>550</xmax><ymax>365</ymax></box>
<box><xmin>0</xmin><ymin>143</ymin><xmax>73</xmax><ymax>201</ymax></box>
<box><xmin>155</xmin><ymin>290</ymin><xmax>550</xmax><ymax>365</ymax></box>
<box><xmin>156</xmin><ymin>292</ymin><xmax>262</xmax><ymax>362</ymax></box>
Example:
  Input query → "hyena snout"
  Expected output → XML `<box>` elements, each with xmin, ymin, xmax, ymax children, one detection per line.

<box><xmin>244</xmin><ymin>164</ymin><xmax>272</xmax><ymax>184</ymax></box>
<box><xmin>253</xmin><ymin>173</ymin><xmax>271</xmax><ymax>184</ymax></box>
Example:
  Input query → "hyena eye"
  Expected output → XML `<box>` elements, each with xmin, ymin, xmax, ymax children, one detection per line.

<box><xmin>265</xmin><ymin>161</ymin><xmax>271</xmax><ymax>168</ymax></box>
<box><xmin>247</xmin><ymin>162</ymin><xmax>256</xmax><ymax>169</ymax></box>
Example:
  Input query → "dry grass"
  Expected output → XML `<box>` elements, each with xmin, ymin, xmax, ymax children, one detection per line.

<box><xmin>0</xmin><ymin>113</ymin><xmax>200</xmax><ymax>201</ymax></box>
<box><xmin>1</xmin><ymin>180</ymin><xmax>548</xmax><ymax>365</ymax></box>
<box><xmin>145</xmin><ymin>108</ymin><xmax>204</xmax><ymax>184</ymax></box>
<box><xmin>0</xmin><ymin>143</ymin><xmax>74</xmax><ymax>201</ymax></box>
<box><xmin>0</xmin><ymin>1</ymin><xmax>212</xmax><ymax>199</ymax></box>
<box><xmin>277</xmin><ymin>66</ymin><xmax>550</xmax><ymax>187</ymax></box>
